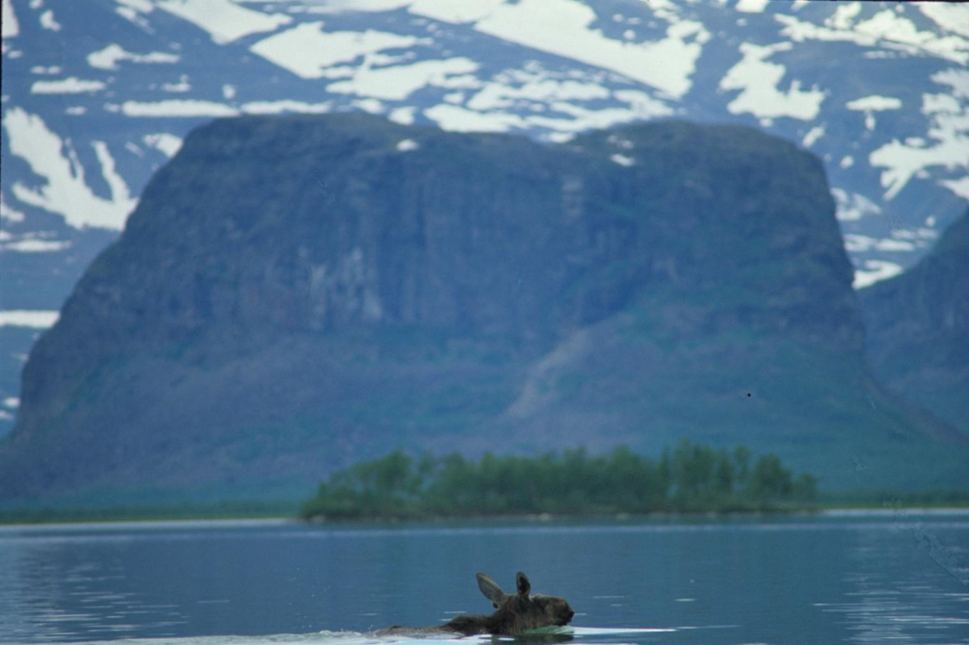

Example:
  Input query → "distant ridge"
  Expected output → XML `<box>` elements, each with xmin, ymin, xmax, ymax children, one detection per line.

<box><xmin>860</xmin><ymin>211</ymin><xmax>969</xmax><ymax>436</ymax></box>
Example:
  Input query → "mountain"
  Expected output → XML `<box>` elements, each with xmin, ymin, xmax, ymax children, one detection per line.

<box><xmin>2</xmin><ymin>0</ymin><xmax>968</xmax><ymax>437</ymax></box>
<box><xmin>859</xmin><ymin>210</ymin><xmax>969</xmax><ymax>435</ymax></box>
<box><xmin>1</xmin><ymin>114</ymin><xmax>963</xmax><ymax>506</ymax></box>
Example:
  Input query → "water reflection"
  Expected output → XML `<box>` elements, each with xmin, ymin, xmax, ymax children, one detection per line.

<box><xmin>0</xmin><ymin>514</ymin><xmax>967</xmax><ymax>644</ymax></box>
<box><xmin>815</xmin><ymin>514</ymin><xmax>969</xmax><ymax>643</ymax></box>
<box><xmin>0</xmin><ymin>531</ymin><xmax>190</xmax><ymax>641</ymax></box>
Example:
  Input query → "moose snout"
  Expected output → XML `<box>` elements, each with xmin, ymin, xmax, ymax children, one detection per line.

<box><xmin>559</xmin><ymin>606</ymin><xmax>575</xmax><ymax>625</ymax></box>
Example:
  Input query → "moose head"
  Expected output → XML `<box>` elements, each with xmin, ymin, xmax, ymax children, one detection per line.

<box><xmin>441</xmin><ymin>571</ymin><xmax>575</xmax><ymax>636</ymax></box>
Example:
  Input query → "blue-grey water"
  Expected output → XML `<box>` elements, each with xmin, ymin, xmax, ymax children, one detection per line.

<box><xmin>1</xmin><ymin>512</ymin><xmax>968</xmax><ymax>644</ymax></box>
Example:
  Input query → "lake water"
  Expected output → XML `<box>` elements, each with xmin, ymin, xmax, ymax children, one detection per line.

<box><xmin>1</xmin><ymin>512</ymin><xmax>968</xmax><ymax>644</ymax></box>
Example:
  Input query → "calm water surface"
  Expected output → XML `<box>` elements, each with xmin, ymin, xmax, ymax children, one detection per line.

<box><xmin>1</xmin><ymin>512</ymin><xmax>967</xmax><ymax>644</ymax></box>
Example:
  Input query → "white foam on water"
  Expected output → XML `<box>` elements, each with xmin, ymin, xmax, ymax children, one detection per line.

<box><xmin>571</xmin><ymin>626</ymin><xmax>677</xmax><ymax>635</ymax></box>
<box><xmin>15</xmin><ymin>625</ymin><xmax>700</xmax><ymax>645</ymax></box>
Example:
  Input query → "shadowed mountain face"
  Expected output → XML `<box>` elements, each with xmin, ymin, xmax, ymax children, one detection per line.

<box><xmin>859</xmin><ymin>211</ymin><xmax>969</xmax><ymax>436</ymax></box>
<box><xmin>1</xmin><ymin>115</ymin><xmax>963</xmax><ymax>505</ymax></box>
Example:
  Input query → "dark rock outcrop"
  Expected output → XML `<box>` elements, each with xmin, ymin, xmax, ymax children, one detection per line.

<box><xmin>2</xmin><ymin>115</ymin><xmax>962</xmax><ymax>504</ymax></box>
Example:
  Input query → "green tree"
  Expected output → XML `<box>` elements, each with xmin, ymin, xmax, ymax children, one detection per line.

<box><xmin>714</xmin><ymin>451</ymin><xmax>735</xmax><ymax>494</ymax></box>
<box><xmin>300</xmin><ymin>443</ymin><xmax>819</xmax><ymax>520</ymax></box>
<box><xmin>733</xmin><ymin>445</ymin><xmax>751</xmax><ymax>486</ymax></box>
<box><xmin>748</xmin><ymin>453</ymin><xmax>793</xmax><ymax>503</ymax></box>
<box><xmin>792</xmin><ymin>473</ymin><xmax>819</xmax><ymax>503</ymax></box>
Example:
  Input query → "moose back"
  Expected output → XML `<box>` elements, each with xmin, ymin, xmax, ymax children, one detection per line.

<box><xmin>377</xmin><ymin>572</ymin><xmax>575</xmax><ymax>636</ymax></box>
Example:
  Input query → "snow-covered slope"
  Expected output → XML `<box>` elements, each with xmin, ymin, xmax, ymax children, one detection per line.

<box><xmin>1</xmin><ymin>0</ymin><xmax>967</xmax><ymax>434</ymax></box>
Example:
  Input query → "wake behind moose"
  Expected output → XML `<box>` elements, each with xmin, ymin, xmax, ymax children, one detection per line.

<box><xmin>378</xmin><ymin>572</ymin><xmax>575</xmax><ymax>636</ymax></box>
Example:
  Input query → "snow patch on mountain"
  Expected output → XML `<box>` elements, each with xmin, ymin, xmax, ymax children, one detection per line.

<box><xmin>526</xmin><ymin>95</ymin><xmax>673</xmax><ymax>136</ymax></box>
<box><xmin>853</xmin><ymin>260</ymin><xmax>904</xmax><ymax>289</ymax></box>
<box><xmin>408</xmin><ymin>0</ymin><xmax>507</xmax><ymax>24</ymax></box>
<box><xmin>3</xmin><ymin>108</ymin><xmax>137</xmax><ymax>230</ymax></box>
<box><xmin>0</xmin><ymin>198</ymin><xmax>26</xmax><ymax>223</ymax></box>
<box><xmin>846</xmin><ymin>94</ymin><xmax>901</xmax><ymax>130</ymax></box>
<box><xmin>241</xmin><ymin>100</ymin><xmax>332</xmax><ymax>115</ymax></box>
<box><xmin>845</xmin><ymin>234</ymin><xmax>916</xmax><ymax>254</ymax></box>
<box><xmin>389</xmin><ymin>106</ymin><xmax>416</xmax><ymax>125</ymax></box>
<box><xmin>39</xmin><ymin>8</ymin><xmax>62</xmax><ymax>32</ymax></box>
<box><xmin>846</xmin><ymin>95</ymin><xmax>902</xmax><ymax>111</ymax></box>
<box><xmin>424</xmin><ymin>103</ymin><xmax>523</xmax><ymax>132</ymax></box>
<box><xmin>250</xmin><ymin>22</ymin><xmax>425</xmax><ymax>79</ymax></box>
<box><xmin>777</xmin><ymin>8</ymin><xmax>969</xmax><ymax>65</ymax></box>
<box><xmin>892</xmin><ymin>227</ymin><xmax>939</xmax><ymax>245</ymax></box>
<box><xmin>2</xmin><ymin>0</ymin><xmax>19</xmax><ymax>38</ymax></box>
<box><xmin>141</xmin><ymin>132</ymin><xmax>182</xmax><ymax>157</ymax></box>
<box><xmin>801</xmin><ymin>124</ymin><xmax>824</xmax><ymax>147</ymax></box>
<box><xmin>466</xmin><ymin>76</ymin><xmax>610</xmax><ymax>111</ymax></box>
<box><xmin>832</xmin><ymin>187</ymin><xmax>882</xmax><ymax>222</ymax></box>
<box><xmin>720</xmin><ymin>42</ymin><xmax>825</xmax><ymax>121</ymax></box>
<box><xmin>107</xmin><ymin>99</ymin><xmax>239</xmax><ymax>117</ymax></box>
<box><xmin>736</xmin><ymin>0</ymin><xmax>769</xmax><ymax>14</ymax></box>
<box><xmin>869</xmin><ymin>70</ymin><xmax>969</xmax><ymax>200</ymax></box>
<box><xmin>0</xmin><ymin>310</ymin><xmax>60</xmax><ymax>329</ymax></box>
<box><xmin>933</xmin><ymin>67</ymin><xmax>969</xmax><ymax>98</ymax></box>
<box><xmin>327</xmin><ymin>57</ymin><xmax>479</xmax><ymax>101</ymax></box>
<box><xmin>1</xmin><ymin>236</ymin><xmax>72</xmax><ymax>253</ymax></box>
<box><xmin>469</xmin><ymin>0</ymin><xmax>707</xmax><ymax>99</ymax></box>
<box><xmin>87</xmin><ymin>44</ymin><xmax>179</xmax><ymax>70</ymax></box>
<box><xmin>160</xmin><ymin>75</ymin><xmax>191</xmax><ymax>93</ymax></box>
<box><xmin>113</xmin><ymin>0</ymin><xmax>153</xmax><ymax>30</ymax></box>
<box><xmin>942</xmin><ymin>176</ymin><xmax>969</xmax><ymax>201</ymax></box>
<box><xmin>30</xmin><ymin>77</ymin><xmax>107</xmax><ymax>94</ymax></box>
<box><xmin>30</xmin><ymin>65</ymin><xmax>62</xmax><ymax>75</ymax></box>
<box><xmin>155</xmin><ymin>0</ymin><xmax>292</xmax><ymax>45</ymax></box>
<box><xmin>919</xmin><ymin>4</ymin><xmax>969</xmax><ymax>40</ymax></box>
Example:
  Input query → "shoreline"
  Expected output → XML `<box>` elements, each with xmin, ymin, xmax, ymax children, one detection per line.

<box><xmin>0</xmin><ymin>516</ymin><xmax>295</xmax><ymax>532</ymax></box>
<box><xmin>2</xmin><ymin>506</ymin><xmax>969</xmax><ymax>530</ymax></box>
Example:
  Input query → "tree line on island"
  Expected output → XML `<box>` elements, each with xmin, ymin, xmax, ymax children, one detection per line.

<box><xmin>300</xmin><ymin>441</ymin><xmax>819</xmax><ymax>520</ymax></box>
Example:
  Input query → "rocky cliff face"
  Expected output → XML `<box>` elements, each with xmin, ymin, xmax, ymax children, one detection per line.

<box><xmin>2</xmin><ymin>115</ymin><xmax>963</xmax><ymax>504</ymax></box>
<box><xmin>859</xmin><ymin>211</ymin><xmax>969</xmax><ymax>434</ymax></box>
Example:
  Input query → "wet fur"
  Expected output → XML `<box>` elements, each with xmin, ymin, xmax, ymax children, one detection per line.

<box><xmin>378</xmin><ymin>572</ymin><xmax>574</xmax><ymax>637</ymax></box>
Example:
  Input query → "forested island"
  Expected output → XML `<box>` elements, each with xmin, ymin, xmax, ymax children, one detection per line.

<box><xmin>300</xmin><ymin>441</ymin><xmax>820</xmax><ymax>521</ymax></box>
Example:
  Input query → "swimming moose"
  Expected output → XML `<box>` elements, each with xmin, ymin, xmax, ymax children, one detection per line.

<box><xmin>378</xmin><ymin>572</ymin><xmax>575</xmax><ymax>636</ymax></box>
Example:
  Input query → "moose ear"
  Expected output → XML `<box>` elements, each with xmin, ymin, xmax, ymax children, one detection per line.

<box><xmin>477</xmin><ymin>573</ymin><xmax>507</xmax><ymax>608</ymax></box>
<box><xmin>516</xmin><ymin>572</ymin><xmax>531</xmax><ymax>597</ymax></box>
